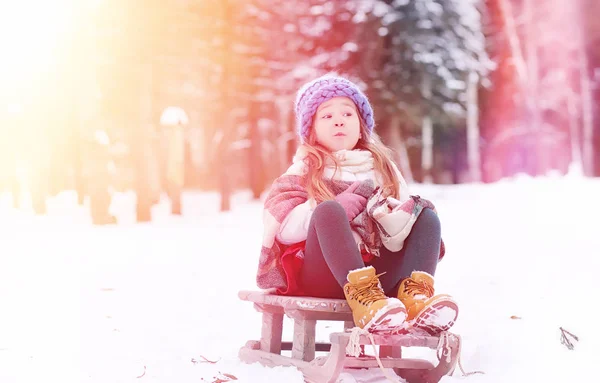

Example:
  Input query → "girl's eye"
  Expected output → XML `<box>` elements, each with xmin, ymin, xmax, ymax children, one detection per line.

<box><xmin>344</xmin><ymin>112</ymin><xmax>353</xmax><ymax>117</ymax></box>
<box><xmin>321</xmin><ymin>114</ymin><xmax>332</xmax><ymax>119</ymax></box>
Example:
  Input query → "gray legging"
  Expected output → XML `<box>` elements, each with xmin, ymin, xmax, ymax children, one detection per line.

<box><xmin>299</xmin><ymin>200</ymin><xmax>441</xmax><ymax>299</ymax></box>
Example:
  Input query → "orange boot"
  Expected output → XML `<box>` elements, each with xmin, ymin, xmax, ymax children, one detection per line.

<box><xmin>397</xmin><ymin>271</ymin><xmax>458</xmax><ymax>334</ymax></box>
<box><xmin>344</xmin><ymin>266</ymin><xmax>407</xmax><ymax>333</ymax></box>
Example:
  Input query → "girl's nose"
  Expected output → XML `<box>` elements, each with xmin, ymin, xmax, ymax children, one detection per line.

<box><xmin>334</xmin><ymin>121</ymin><xmax>344</xmax><ymax>127</ymax></box>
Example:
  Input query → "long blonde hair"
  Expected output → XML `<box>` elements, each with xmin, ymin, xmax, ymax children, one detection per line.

<box><xmin>301</xmin><ymin>116</ymin><xmax>401</xmax><ymax>202</ymax></box>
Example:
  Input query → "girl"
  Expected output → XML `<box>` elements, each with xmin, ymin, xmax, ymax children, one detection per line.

<box><xmin>256</xmin><ymin>74</ymin><xmax>458</xmax><ymax>334</ymax></box>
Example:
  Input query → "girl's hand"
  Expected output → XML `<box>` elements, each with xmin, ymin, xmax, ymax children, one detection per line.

<box><xmin>334</xmin><ymin>181</ymin><xmax>367</xmax><ymax>221</ymax></box>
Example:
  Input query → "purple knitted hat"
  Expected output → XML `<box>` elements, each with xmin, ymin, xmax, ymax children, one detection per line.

<box><xmin>294</xmin><ymin>74</ymin><xmax>374</xmax><ymax>143</ymax></box>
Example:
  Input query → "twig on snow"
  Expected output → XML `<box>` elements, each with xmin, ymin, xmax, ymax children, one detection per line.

<box><xmin>560</xmin><ymin>327</ymin><xmax>579</xmax><ymax>350</ymax></box>
<box><xmin>192</xmin><ymin>355</ymin><xmax>220</xmax><ymax>364</ymax></box>
<box><xmin>211</xmin><ymin>372</ymin><xmax>238</xmax><ymax>382</ymax></box>
<box><xmin>136</xmin><ymin>365</ymin><xmax>146</xmax><ymax>378</ymax></box>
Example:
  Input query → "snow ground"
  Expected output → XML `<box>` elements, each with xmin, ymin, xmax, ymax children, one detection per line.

<box><xmin>1</xmin><ymin>173</ymin><xmax>599</xmax><ymax>382</ymax></box>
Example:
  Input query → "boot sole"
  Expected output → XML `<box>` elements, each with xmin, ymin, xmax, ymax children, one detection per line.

<box><xmin>363</xmin><ymin>301</ymin><xmax>407</xmax><ymax>333</ymax></box>
<box><xmin>412</xmin><ymin>296</ymin><xmax>459</xmax><ymax>335</ymax></box>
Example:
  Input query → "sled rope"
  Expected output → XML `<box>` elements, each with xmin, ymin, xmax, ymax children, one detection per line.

<box><xmin>437</xmin><ymin>332</ymin><xmax>485</xmax><ymax>377</ymax></box>
<box><xmin>346</xmin><ymin>327</ymin><xmax>402</xmax><ymax>383</ymax></box>
<box><xmin>345</xmin><ymin>326</ymin><xmax>365</xmax><ymax>358</ymax></box>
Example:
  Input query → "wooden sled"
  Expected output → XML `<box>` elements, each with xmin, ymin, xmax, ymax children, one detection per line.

<box><xmin>238</xmin><ymin>290</ymin><xmax>461</xmax><ymax>383</ymax></box>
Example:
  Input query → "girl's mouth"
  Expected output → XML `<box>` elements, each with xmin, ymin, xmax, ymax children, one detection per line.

<box><xmin>334</xmin><ymin>133</ymin><xmax>346</xmax><ymax>137</ymax></box>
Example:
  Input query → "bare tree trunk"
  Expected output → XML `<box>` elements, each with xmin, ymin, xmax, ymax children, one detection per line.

<box><xmin>496</xmin><ymin>0</ymin><xmax>531</xmax><ymax>179</ymax></box>
<box><xmin>134</xmin><ymin>62</ymin><xmax>154</xmax><ymax>222</ymax></box>
<box><xmin>219</xmin><ymin>0</ymin><xmax>232</xmax><ymax>212</ymax></box>
<box><xmin>286</xmin><ymin>100</ymin><xmax>297</xmax><ymax>166</ymax></box>
<box><xmin>248</xmin><ymin>99</ymin><xmax>264</xmax><ymax>199</ymax></box>
<box><xmin>524</xmin><ymin>0</ymin><xmax>545</xmax><ymax>175</ymax></box>
<box><xmin>275</xmin><ymin>98</ymin><xmax>295</xmax><ymax>177</ymax></box>
<box><xmin>580</xmin><ymin>62</ymin><xmax>594</xmax><ymax>177</ymax></box>
<box><xmin>421</xmin><ymin>117</ymin><xmax>433</xmax><ymax>184</ymax></box>
<box><xmin>165</xmin><ymin>122</ymin><xmax>184</xmax><ymax>215</ymax></box>
<box><xmin>466</xmin><ymin>72</ymin><xmax>481</xmax><ymax>182</ymax></box>
<box><xmin>577</xmin><ymin>18</ymin><xmax>595</xmax><ymax>176</ymax></box>
<box><xmin>421</xmin><ymin>76</ymin><xmax>433</xmax><ymax>184</ymax></box>
<box><xmin>497</xmin><ymin>0</ymin><xmax>528</xmax><ymax>85</ymax></box>
<box><xmin>388</xmin><ymin>114</ymin><xmax>414</xmax><ymax>183</ymax></box>
<box><xmin>566</xmin><ymin>90</ymin><xmax>584</xmax><ymax>174</ymax></box>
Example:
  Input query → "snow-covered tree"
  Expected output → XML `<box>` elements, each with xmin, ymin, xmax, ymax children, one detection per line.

<box><xmin>352</xmin><ymin>0</ymin><xmax>492</xmax><ymax>182</ymax></box>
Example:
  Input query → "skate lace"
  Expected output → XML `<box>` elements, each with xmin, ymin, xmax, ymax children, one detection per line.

<box><xmin>403</xmin><ymin>278</ymin><xmax>434</xmax><ymax>298</ymax></box>
<box><xmin>351</xmin><ymin>273</ymin><xmax>387</xmax><ymax>305</ymax></box>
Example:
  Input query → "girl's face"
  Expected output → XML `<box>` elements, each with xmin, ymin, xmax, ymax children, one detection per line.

<box><xmin>313</xmin><ymin>96</ymin><xmax>361</xmax><ymax>152</ymax></box>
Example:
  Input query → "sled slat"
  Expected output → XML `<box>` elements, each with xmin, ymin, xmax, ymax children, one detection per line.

<box><xmin>330</xmin><ymin>332</ymin><xmax>440</xmax><ymax>349</ymax></box>
<box><xmin>344</xmin><ymin>357</ymin><xmax>434</xmax><ymax>369</ymax></box>
<box><xmin>285</xmin><ymin>308</ymin><xmax>352</xmax><ymax>322</ymax></box>
<box><xmin>379</xmin><ymin>345</ymin><xmax>402</xmax><ymax>358</ymax></box>
<box><xmin>281</xmin><ymin>341</ymin><xmax>333</xmax><ymax>352</ymax></box>
<box><xmin>239</xmin><ymin>290</ymin><xmax>350</xmax><ymax>313</ymax></box>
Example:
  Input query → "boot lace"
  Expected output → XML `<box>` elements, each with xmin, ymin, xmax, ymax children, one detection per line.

<box><xmin>403</xmin><ymin>278</ymin><xmax>434</xmax><ymax>299</ymax></box>
<box><xmin>349</xmin><ymin>273</ymin><xmax>387</xmax><ymax>305</ymax></box>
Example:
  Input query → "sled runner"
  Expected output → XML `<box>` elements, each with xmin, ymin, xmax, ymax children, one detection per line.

<box><xmin>238</xmin><ymin>290</ymin><xmax>461</xmax><ymax>383</ymax></box>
